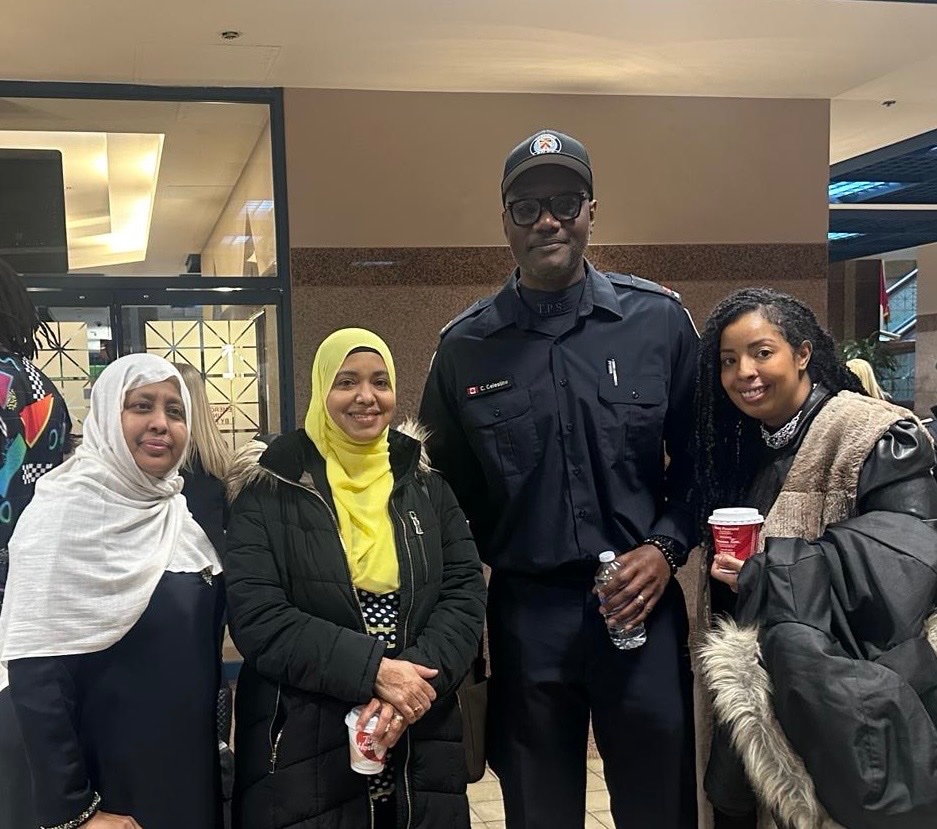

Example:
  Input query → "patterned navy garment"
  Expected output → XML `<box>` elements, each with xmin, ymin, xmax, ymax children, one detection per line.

<box><xmin>356</xmin><ymin>588</ymin><xmax>400</xmax><ymax>807</ymax></box>
<box><xmin>0</xmin><ymin>350</ymin><xmax>71</xmax><ymax>607</ymax></box>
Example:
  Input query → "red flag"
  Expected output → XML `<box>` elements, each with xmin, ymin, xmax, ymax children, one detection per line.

<box><xmin>879</xmin><ymin>261</ymin><xmax>891</xmax><ymax>328</ymax></box>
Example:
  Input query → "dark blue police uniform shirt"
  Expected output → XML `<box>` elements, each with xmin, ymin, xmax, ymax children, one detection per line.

<box><xmin>419</xmin><ymin>262</ymin><xmax>699</xmax><ymax>576</ymax></box>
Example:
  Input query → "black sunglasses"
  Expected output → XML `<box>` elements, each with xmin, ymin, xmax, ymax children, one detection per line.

<box><xmin>504</xmin><ymin>192</ymin><xmax>590</xmax><ymax>227</ymax></box>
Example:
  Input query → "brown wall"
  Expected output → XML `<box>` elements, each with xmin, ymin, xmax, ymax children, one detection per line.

<box><xmin>282</xmin><ymin>90</ymin><xmax>831</xmax><ymax>423</ymax></box>
<box><xmin>284</xmin><ymin>89</ymin><xmax>830</xmax><ymax>248</ymax></box>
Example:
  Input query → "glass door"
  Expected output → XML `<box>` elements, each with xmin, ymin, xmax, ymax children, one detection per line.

<box><xmin>120</xmin><ymin>302</ymin><xmax>281</xmax><ymax>449</ymax></box>
<box><xmin>34</xmin><ymin>297</ymin><xmax>115</xmax><ymax>435</ymax></box>
<box><xmin>29</xmin><ymin>288</ymin><xmax>287</xmax><ymax>447</ymax></box>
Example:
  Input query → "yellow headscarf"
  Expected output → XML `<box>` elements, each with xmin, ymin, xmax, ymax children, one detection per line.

<box><xmin>304</xmin><ymin>328</ymin><xmax>399</xmax><ymax>594</ymax></box>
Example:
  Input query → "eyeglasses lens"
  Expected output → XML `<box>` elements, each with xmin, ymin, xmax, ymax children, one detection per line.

<box><xmin>509</xmin><ymin>193</ymin><xmax>585</xmax><ymax>226</ymax></box>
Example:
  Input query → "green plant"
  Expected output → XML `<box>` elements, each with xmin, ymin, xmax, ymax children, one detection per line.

<box><xmin>838</xmin><ymin>336</ymin><xmax>899</xmax><ymax>375</ymax></box>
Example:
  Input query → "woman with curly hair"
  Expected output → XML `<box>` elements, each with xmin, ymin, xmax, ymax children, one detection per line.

<box><xmin>694</xmin><ymin>288</ymin><xmax>937</xmax><ymax>829</ymax></box>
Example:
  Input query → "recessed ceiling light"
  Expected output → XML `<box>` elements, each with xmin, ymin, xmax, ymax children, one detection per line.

<box><xmin>220</xmin><ymin>30</ymin><xmax>242</xmax><ymax>41</ymax></box>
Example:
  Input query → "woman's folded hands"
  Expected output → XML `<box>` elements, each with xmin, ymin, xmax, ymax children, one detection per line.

<box><xmin>373</xmin><ymin>657</ymin><xmax>437</xmax><ymax>724</ymax></box>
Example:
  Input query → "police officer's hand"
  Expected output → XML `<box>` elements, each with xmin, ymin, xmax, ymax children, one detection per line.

<box><xmin>594</xmin><ymin>544</ymin><xmax>671</xmax><ymax>630</ymax></box>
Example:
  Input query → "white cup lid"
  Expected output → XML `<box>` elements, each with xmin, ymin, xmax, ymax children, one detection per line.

<box><xmin>708</xmin><ymin>507</ymin><xmax>764</xmax><ymax>525</ymax></box>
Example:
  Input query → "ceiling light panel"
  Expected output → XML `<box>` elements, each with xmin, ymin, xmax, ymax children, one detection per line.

<box><xmin>0</xmin><ymin>130</ymin><xmax>164</xmax><ymax>269</ymax></box>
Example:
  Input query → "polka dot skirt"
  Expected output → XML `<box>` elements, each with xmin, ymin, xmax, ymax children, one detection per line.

<box><xmin>357</xmin><ymin>588</ymin><xmax>400</xmax><ymax>805</ymax></box>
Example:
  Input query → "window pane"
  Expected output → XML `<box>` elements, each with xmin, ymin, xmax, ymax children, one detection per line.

<box><xmin>0</xmin><ymin>97</ymin><xmax>277</xmax><ymax>277</ymax></box>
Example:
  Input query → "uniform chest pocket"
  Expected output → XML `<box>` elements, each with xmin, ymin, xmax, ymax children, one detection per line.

<box><xmin>598</xmin><ymin>374</ymin><xmax>667</xmax><ymax>464</ymax></box>
<box><xmin>461</xmin><ymin>388</ymin><xmax>543</xmax><ymax>478</ymax></box>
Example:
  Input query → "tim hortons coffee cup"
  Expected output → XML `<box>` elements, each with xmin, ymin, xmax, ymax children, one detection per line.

<box><xmin>708</xmin><ymin>508</ymin><xmax>764</xmax><ymax>561</ymax></box>
<box><xmin>345</xmin><ymin>706</ymin><xmax>387</xmax><ymax>775</ymax></box>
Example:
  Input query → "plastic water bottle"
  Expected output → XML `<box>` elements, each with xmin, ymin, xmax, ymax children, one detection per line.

<box><xmin>595</xmin><ymin>551</ymin><xmax>647</xmax><ymax>650</ymax></box>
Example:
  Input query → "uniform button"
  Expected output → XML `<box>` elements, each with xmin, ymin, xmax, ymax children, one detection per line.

<box><xmin>573</xmin><ymin>466</ymin><xmax>581</xmax><ymax>476</ymax></box>
<box><xmin>559</xmin><ymin>378</ymin><xmax>568</xmax><ymax>387</ymax></box>
<box><xmin>578</xmin><ymin>509</ymin><xmax>588</xmax><ymax>518</ymax></box>
<box><xmin>565</xmin><ymin>423</ymin><xmax>573</xmax><ymax>432</ymax></box>
<box><xmin>493</xmin><ymin>408</ymin><xmax>501</xmax><ymax>417</ymax></box>
<box><xmin>632</xmin><ymin>390</ymin><xmax>640</xmax><ymax>399</ymax></box>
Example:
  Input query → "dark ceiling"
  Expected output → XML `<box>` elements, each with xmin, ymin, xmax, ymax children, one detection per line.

<box><xmin>828</xmin><ymin>127</ymin><xmax>937</xmax><ymax>261</ymax></box>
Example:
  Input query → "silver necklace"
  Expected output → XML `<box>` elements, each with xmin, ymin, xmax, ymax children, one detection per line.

<box><xmin>759</xmin><ymin>383</ymin><xmax>818</xmax><ymax>449</ymax></box>
<box><xmin>760</xmin><ymin>410</ymin><xmax>802</xmax><ymax>449</ymax></box>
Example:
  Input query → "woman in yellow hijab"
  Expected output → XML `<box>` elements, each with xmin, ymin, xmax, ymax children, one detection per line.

<box><xmin>224</xmin><ymin>328</ymin><xmax>486</xmax><ymax>829</ymax></box>
<box><xmin>304</xmin><ymin>328</ymin><xmax>400</xmax><ymax>595</ymax></box>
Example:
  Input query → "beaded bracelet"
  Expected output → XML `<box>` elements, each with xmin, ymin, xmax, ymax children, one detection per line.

<box><xmin>643</xmin><ymin>535</ymin><xmax>679</xmax><ymax>577</ymax></box>
<box><xmin>42</xmin><ymin>792</ymin><xmax>102</xmax><ymax>829</ymax></box>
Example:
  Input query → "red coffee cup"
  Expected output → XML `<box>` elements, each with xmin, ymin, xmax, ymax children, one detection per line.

<box><xmin>708</xmin><ymin>508</ymin><xmax>764</xmax><ymax>561</ymax></box>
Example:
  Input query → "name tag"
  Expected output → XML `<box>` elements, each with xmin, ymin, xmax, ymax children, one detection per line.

<box><xmin>466</xmin><ymin>379</ymin><xmax>512</xmax><ymax>398</ymax></box>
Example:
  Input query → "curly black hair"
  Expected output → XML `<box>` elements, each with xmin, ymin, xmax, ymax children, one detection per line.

<box><xmin>0</xmin><ymin>258</ymin><xmax>56</xmax><ymax>360</ymax></box>
<box><xmin>694</xmin><ymin>287</ymin><xmax>864</xmax><ymax>536</ymax></box>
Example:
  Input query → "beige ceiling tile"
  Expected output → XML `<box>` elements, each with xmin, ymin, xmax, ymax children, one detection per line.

<box><xmin>133</xmin><ymin>44</ymin><xmax>281</xmax><ymax>85</ymax></box>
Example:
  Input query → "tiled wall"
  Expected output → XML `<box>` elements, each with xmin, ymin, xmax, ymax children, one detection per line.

<box><xmin>288</xmin><ymin>243</ymin><xmax>828</xmax><ymax>424</ymax></box>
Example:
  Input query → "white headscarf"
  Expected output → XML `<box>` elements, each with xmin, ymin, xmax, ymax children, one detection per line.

<box><xmin>0</xmin><ymin>354</ymin><xmax>221</xmax><ymax>691</ymax></box>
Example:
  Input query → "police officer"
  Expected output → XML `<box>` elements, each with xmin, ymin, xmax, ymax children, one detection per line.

<box><xmin>418</xmin><ymin>130</ymin><xmax>698</xmax><ymax>828</ymax></box>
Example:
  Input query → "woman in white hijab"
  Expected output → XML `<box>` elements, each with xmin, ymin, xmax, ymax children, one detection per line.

<box><xmin>0</xmin><ymin>354</ymin><xmax>223</xmax><ymax>829</ymax></box>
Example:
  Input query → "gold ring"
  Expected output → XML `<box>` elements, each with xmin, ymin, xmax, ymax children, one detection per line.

<box><xmin>414</xmin><ymin>705</ymin><xmax>423</xmax><ymax>714</ymax></box>
<box><xmin>637</xmin><ymin>593</ymin><xmax>647</xmax><ymax>607</ymax></box>
<box><xmin>393</xmin><ymin>713</ymin><xmax>404</xmax><ymax>723</ymax></box>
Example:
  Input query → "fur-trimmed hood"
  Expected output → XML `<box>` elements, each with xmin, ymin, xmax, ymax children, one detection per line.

<box><xmin>226</xmin><ymin>418</ymin><xmax>431</xmax><ymax>504</ymax></box>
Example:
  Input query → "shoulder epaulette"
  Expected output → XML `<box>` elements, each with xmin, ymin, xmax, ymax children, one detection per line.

<box><xmin>438</xmin><ymin>296</ymin><xmax>494</xmax><ymax>338</ymax></box>
<box><xmin>607</xmin><ymin>272</ymin><xmax>683</xmax><ymax>304</ymax></box>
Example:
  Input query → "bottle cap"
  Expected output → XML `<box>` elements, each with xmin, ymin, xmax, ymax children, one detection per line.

<box><xmin>599</xmin><ymin>551</ymin><xmax>616</xmax><ymax>563</ymax></box>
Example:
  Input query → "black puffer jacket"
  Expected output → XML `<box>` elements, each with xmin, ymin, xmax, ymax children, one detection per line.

<box><xmin>224</xmin><ymin>426</ymin><xmax>486</xmax><ymax>829</ymax></box>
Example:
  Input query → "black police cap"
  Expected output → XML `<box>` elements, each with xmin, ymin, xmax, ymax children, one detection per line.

<box><xmin>501</xmin><ymin>130</ymin><xmax>593</xmax><ymax>200</ymax></box>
